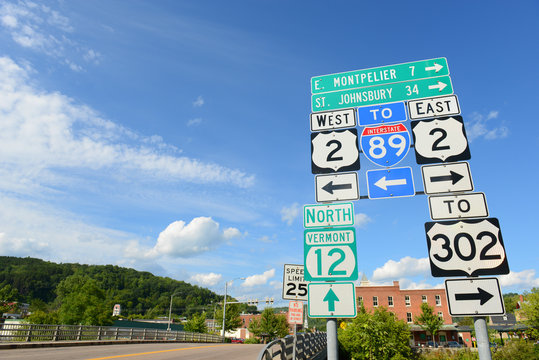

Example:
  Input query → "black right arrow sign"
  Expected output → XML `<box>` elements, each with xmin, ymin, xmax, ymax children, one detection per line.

<box><xmin>430</xmin><ymin>170</ymin><xmax>464</xmax><ymax>185</ymax></box>
<box><xmin>455</xmin><ymin>287</ymin><xmax>493</xmax><ymax>305</ymax></box>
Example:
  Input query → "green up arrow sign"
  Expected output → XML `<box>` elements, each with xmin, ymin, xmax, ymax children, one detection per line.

<box><xmin>311</xmin><ymin>57</ymin><xmax>449</xmax><ymax>94</ymax></box>
<box><xmin>312</xmin><ymin>76</ymin><xmax>453</xmax><ymax>112</ymax></box>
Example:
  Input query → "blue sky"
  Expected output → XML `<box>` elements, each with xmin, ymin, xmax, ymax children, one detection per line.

<box><xmin>0</xmin><ymin>0</ymin><xmax>537</xmax><ymax>309</ymax></box>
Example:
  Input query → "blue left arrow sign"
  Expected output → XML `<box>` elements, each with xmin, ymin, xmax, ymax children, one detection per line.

<box><xmin>366</xmin><ymin>167</ymin><xmax>415</xmax><ymax>199</ymax></box>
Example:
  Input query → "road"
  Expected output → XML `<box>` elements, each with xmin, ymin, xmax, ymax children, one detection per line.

<box><xmin>0</xmin><ymin>343</ymin><xmax>265</xmax><ymax>360</ymax></box>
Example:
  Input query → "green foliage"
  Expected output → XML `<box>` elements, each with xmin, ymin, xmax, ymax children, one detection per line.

<box><xmin>25</xmin><ymin>309</ymin><xmax>60</xmax><ymax>325</ymax></box>
<box><xmin>492</xmin><ymin>339</ymin><xmax>539</xmax><ymax>360</ymax></box>
<box><xmin>418</xmin><ymin>349</ymin><xmax>479</xmax><ymax>360</ymax></box>
<box><xmin>215</xmin><ymin>303</ymin><xmax>242</xmax><ymax>334</ymax></box>
<box><xmin>521</xmin><ymin>288</ymin><xmax>539</xmax><ymax>340</ymax></box>
<box><xmin>248</xmin><ymin>308</ymin><xmax>289</xmax><ymax>340</ymax></box>
<box><xmin>0</xmin><ymin>283</ymin><xmax>19</xmax><ymax>314</ymax></box>
<box><xmin>244</xmin><ymin>337</ymin><xmax>260</xmax><ymax>344</ymax></box>
<box><xmin>0</xmin><ymin>256</ymin><xmax>221</xmax><ymax>321</ymax></box>
<box><xmin>338</xmin><ymin>305</ymin><xmax>412</xmax><ymax>360</ymax></box>
<box><xmin>502</xmin><ymin>292</ymin><xmax>520</xmax><ymax>314</ymax></box>
<box><xmin>184</xmin><ymin>312</ymin><xmax>207</xmax><ymax>333</ymax></box>
<box><xmin>415</xmin><ymin>302</ymin><xmax>445</xmax><ymax>344</ymax></box>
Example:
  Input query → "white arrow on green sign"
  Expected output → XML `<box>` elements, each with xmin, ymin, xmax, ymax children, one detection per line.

<box><xmin>311</xmin><ymin>57</ymin><xmax>449</xmax><ymax>94</ymax></box>
<box><xmin>312</xmin><ymin>76</ymin><xmax>453</xmax><ymax>113</ymax></box>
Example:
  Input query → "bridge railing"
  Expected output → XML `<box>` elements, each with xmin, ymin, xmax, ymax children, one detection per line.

<box><xmin>257</xmin><ymin>332</ymin><xmax>327</xmax><ymax>360</ymax></box>
<box><xmin>0</xmin><ymin>323</ymin><xmax>223</xmax><ymax>343</ymax></box>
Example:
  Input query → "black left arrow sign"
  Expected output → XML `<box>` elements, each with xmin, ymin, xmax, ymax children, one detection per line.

<box><xmin>322</xmin><ymin>181</ymin><xmax>352</xmax><ymax>194</ymax></box>
<box><xmin>455</xmin><ymin>287</ymin><xmax>493</xmax><ymax>306</ymax></box>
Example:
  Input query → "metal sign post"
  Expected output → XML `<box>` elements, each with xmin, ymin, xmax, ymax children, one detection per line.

<box><xmin>474</xmin><ymin>317</ymin><xmax>492</xmax><ymax>360</ymax></box>
<box><xmin>326</xmin><ymin>318</ymin><xmax>338</xmax><ymax>360</ymax></box>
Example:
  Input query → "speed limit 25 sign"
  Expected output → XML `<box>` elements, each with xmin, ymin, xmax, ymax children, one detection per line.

<box><xmin>311</xmin><ymin>128</ymin><xmax>360</xmax><ymax>174</ymax></box>
<box><xmin>411</xmin><ymin>116</ymin><xmax>471</xmax><ymax>164</ymax></box>
<box><xmin>425</xmin><ymin>218</ymin><xmax>509</xmax><ymax>277</ymax></box>
<box><xmin>282</xmin><ymin>264</ymin><xmax>308</xmax><ymax>301</ymax></box>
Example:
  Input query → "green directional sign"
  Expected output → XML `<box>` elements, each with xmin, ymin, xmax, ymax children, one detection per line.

<box><xmin>311</xmin><ymin>57</ymin><xmax>449</xmax><ymax>94</ymax></box>
<box><xmin>308</xmin><ymin>282</ymin><xmax>357</xmax><ymax>318</ymax></box>
<box><xmin>312</xmin><ymin>76</ymin><xmax>453</xmax><ymax>112</ymax></box>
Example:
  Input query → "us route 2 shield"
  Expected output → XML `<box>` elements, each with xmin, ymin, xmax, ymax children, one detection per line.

<box><xmin>311</xmin><ymin>128</ymin><xmax>360</xmax><ymax>174</ymax></box>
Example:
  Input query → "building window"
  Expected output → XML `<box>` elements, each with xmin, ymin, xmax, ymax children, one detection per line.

<box><xmin>388</xmin><ymin>296</ymin><xmax>394</xmax><ymax>307</ymax></box>
<box><xmin>373</xmin><ymin>296</ymin><xmax>378</xmax><ymax>307</ymax></box>
<box><xmin>438</xmin><ymin>311</ymin><xmax>443</xmax><ymax>319</ymax></box>
<box><xmin>406</xmin><ymin>312</ymin><xmax>412</xmax><ymax>323</ymax></box>
<box><xmin>358</xmin><ymin>296</ymin><xmax>363</xmax><ymax>305</ymax></box>
<box><xmin>435</xmin><ymin>295</ymin><xmax>441</xmax><ymax>306</ymax></box>
<box><xmin>422</xmin><ymin>295</ymin><xmax>427</xmax><ymax>303</ymax></box>
<box><xmin>405</xmin><ymin>295</ymin><xmax>411</xmax><ymax>306</ymax></box>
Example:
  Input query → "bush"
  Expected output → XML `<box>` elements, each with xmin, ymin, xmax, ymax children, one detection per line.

<box><xmin>492</xmin><ymin>339</ymin><xmax>539</xmax><ymax>360</ymax></box>
<box><xmin>417</xmin><ymin>349</ymin><xmax>478</xmax><ymax>360</ymax></box>
<box><xmin>244</xmin><ymin>337</ymin><xmax>260</xmax><ymax>344</ymax></box>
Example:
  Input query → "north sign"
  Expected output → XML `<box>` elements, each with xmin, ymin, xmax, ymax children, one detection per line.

<box><xmin>366</xmin><ymin>167</ymin><xmax>415</xmax><ymax>199</ymax></box>
<box><xmin>282</xmin><ymin>264</ymin><xmax>308</xmax><ymax>301</ymax></box>
<box><xmin>425</xmin><ymin>218</ymin><xmax>509</xmax><ymax>277</ymax></box>
<box><xmin>312</xmin><ymin>76</ymin><xmax>453</xmax><ymax>112</ymax></box>
<box><xmin>360</xmin><ymin>123</ymin><xmax>410</xmax><ymax>167</ymax></box>
<box><xmin>311</xmin><ymin>128</ymin><xmax>360</xmax><ymax>174</ymax></box>
<box><xmin>304</xmin><ymin>227</ymin><xmax>358</xmax><ymax>281</ymax></box>
<box><xmin>303</xmin><ymin>202</ymin><xmax>354</xmax><ymax>228</ymax></box>
<box><xmin>411</xmin><ymin>116</ymin><xmax>471</xmax><ymax>164</ymax></box>
<box><xmin>357</xmin><ymin>101</ymin><xmax>407</xmax><ymax>126</ymax></box>
<box><xmin>445</xmin><ymin>278</ymin><xmax>505</xmax><ymax>316</ymax></box>
<box><xmin>421</xmin><ymin>162</ymin><xmax>473</xmax><ymax>194</ymax></box>
<box><xmin>310</xmin><ymin>108</ymin><xmax>356</xmax><ymax>132</ymax></box>
<box><xmin>315</xmin><ymin>172</ymin><xmax>359</xmax><ymax>203</ymax></box>
<box><xmin>408</xmin><ymin>95</ymin><xmax>460</xmax><ymax>120</ymax></box>
<box><xmin>311</xmin><ymin>57</ymin><xmax>449</xmax><ymax>94</ymax></box>
<box><xmin>308</xmin><ymin>282</ymin><xmax>357</xmax><ymax>318</ymax></box>
<box><xmin>428</xmin><ymin>193</ymin><xmax>488</xmax><ymax>220</ymax></box>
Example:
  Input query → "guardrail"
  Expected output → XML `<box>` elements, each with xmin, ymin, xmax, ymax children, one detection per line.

<box><xmin>257</xmin><ymin>332</ymin><xmax>327</xmax><ymax>360</ymax></box>
<box><xmin>0</xmin><ymin>323</ymin><xmax>223</xmax><ymax>343</ymax></box>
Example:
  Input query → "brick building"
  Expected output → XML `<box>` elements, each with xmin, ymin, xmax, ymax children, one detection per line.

<box><xmin>356</xmin><ymin>277</ymin><xmax>471</xmax><ymax>347</ymax></box>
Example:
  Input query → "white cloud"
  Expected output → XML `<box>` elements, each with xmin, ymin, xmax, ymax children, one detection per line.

<box><xmin>190</xmin><ymin>272</ymin><xmax>222</xmax><ymax>286</ymax></box>
<box><xmin>193</xmin><ymin>96</ymin><xmax>204</xmax><ymax>107</ymax></box>
<box><xmin>355</xmin><ymin>213</ymin><xmax>372</xmax><ymax>228</ymax></box>
<box><xmin>466</xmin><ymin>111</ymin><xmax>509</xmax><ymax>142</ymax></box>
<box><xmin>372</xmin><ymin>257</ymin><xmax>430</xmax><ymax>281</ymax></box>
<box><xmin>0</xmin><ymin>57</ymin><xmax>255</xmax><ymax>191</ymax></box>
<box><xmin>144</xmin><ymin>217</ymin><xmax>242</xmax><ymax>258</ymax></box>
<box><xmin>281</xmin><ymin>203</ymin><xmax>299</xmax><ymax>226</ymax></box>
<box><xmin>187</xmin><ymin>118</ymin><xmax>203</xmax><ymax>126</ymax></box>
<box><xmin>499</xmin><ymin>270</ymin><xmax>539</xmax><ymax>290</ymax></box>
<box><xmin>242</xmin><ymin>269</ymin><xmax>275</xmax><ymax>287</ymax></box>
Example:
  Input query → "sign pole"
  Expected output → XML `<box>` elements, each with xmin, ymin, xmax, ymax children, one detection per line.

<box><xmin>474</xmin><ymin>317</ymin><xmax>492</xmax><ymax>360</ymax></box>
<box><xmin>327</xmin><ymin>318</ymin><xmax>338</xmax><ymax>360</ymax></box>
<box><xmin>293</xmin><ymin>323</ymin><xmax>297</xmax><ymax>360</ymax></box>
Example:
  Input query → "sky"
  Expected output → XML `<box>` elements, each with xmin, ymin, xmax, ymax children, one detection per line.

<box><xmin>0</xmin><ymin>0</ymin><xmax>538</xmax><ymax>310</ymax></box>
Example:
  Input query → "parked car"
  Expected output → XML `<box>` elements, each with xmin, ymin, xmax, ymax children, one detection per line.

<box><xmin>231</xmin><ymin>338</ymin><xmax>244</xmax><ymax>343</ymax></box>
<box><xmin>426</xmin><ymin>341</ymin><xmax>441</xmax><ymax>348</ymax></box>
<box><xmin>446</xmin><ymin>341</ymin><xmax>462</xmax><ymax>348</ymax></box>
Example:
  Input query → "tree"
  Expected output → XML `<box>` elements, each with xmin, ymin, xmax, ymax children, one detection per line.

<box><xmin>215</xmin><ymin>303</ymin><xmax>242</xmax><ymax>334</ymax></box>
<box><xmin>339</xmin><ymin>305</ymin><xmax>412</xmax><ymax>360</ymax></box>
<box><xmin>56</xmin><ymin>274</ymin><xmax>113</xmax><ymax>326</ymax></box>
<box><xmin>0</xmin><ymin>284</ymin><xmax>19</xmax><ymax>315</ymax></box>
<box><xmin>184</xmin><ymin>312</ymin><xmax>208</xmax><ymax>333</ymax></box>
<box><xmin>414</xmin><ymin>302</ymin><xmax>444</xmax><ymax>346</ymax></box>
<box><xmin>520</xmin><ymin>287</ymin><xmax>539</xmax><ymax>340</ymax></box>
<box><xmin>248</xmin><ymin>308</ymin><xmax>289</xmax><ymax>340</ymax></box>
<box><xmin>503</xmin><ymin>292</ymin><xmax>520</xmax><ymax>314</ymax></box>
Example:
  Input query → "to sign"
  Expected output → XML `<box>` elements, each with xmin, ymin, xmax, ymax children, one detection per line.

<box><xmin>308</xmin><ymin>282</ymin><xmax>357</xmax><ymax>318</ymax></box>
<box><xmin>429</xmin><ymin>193</ymin><xmax>488</xmax><ymax>220</ymax></box>
<box><xmin>304</xmin><ymin>202</ymin><xmax>354</xmax><ymax>228</ymax></box>
<box><xmin>357</xmin><ymin>101</ymin><xmax>407</xmax><ymax>126</ymax></box>
<box><xmin>411</xmin><ymin>116</ymin><xmax>471</xmax><ymax>164</ymax></box>
<box><xmin>282</xmin><ymin>264</ymin><xmax>308</xmax><ymax>301</ymax></box>
<box><xmin>421</xmin><ymin>162</ymin><xmax>474</xmax><ymax>194</ymax></box>
<box><xmin>445</xmin><ymin>278</ymin><xmax>505</xmax><ymax>316</ymax></box>
<box><xmin>315</xmin><ymin>172</ymin><xmax>359</xmax><ymax>203</ymax></box>
<box><xmin>311</xmin><ymin>129</ymin><xmax>360</xmax><ymax>174</ymax></box>
<box><xmin>310</xmin><ymin>108</ymin><xmax>356</xmax><ymax>132</ymax></box>
<box><xmin>366</xmin><ymin>167</ymin><xmax>415</xmax><ymax>199</ymax></box>
<box><xmin>288</xmin><ymin>301</ymin><xmax>304</xmax><ymax>325</ymax></box>
<box><xmin>425</xmin><ymin>218</ymin><xmax>509</xmax><ymax>277</ymax></box>
<box><xmin>312</xmin><ymin>76</ymin><xmax>453</xmax><ymax>112</ymax></box>
<box><xmin>360</xmin><ymin>123</ymin><xmax>410</xmax><ymax>167</ymax></box>
<box><xmin>311</xmin><ymin>57</ymin><xmax>449</xmax><ymax>94</ymax></box>
<box><xmin>408</xmin><ymin>95</ymin><xmax>460</xmax><ymax>120</ymax></box>
<box><xmin>304</xmin><ymin>227</ymin><xmax>358</xmax><ymax>281</ymax></box>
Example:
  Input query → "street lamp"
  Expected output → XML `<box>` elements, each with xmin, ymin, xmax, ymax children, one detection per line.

<box><xmin>221</xmin><ymin>277</ymin><xmax>245</xmax><ymax>339</ymax></box>
<box><xmin>167</xmin><ymin>290</ymin><xmax>181</xmax><ymax>331</ymax></box>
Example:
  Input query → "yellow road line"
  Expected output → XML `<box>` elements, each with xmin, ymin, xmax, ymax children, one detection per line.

<box><xmin>86</xmin><ymin>344</ymin><xmax>231</xmax><ymax>360</ymax></box>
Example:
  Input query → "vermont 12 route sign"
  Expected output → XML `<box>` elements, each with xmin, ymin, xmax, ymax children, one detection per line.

<box><xmin>425</xmin><ymin>218</ymin><xmax>509</xmax><ymax>277</ymax></box>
